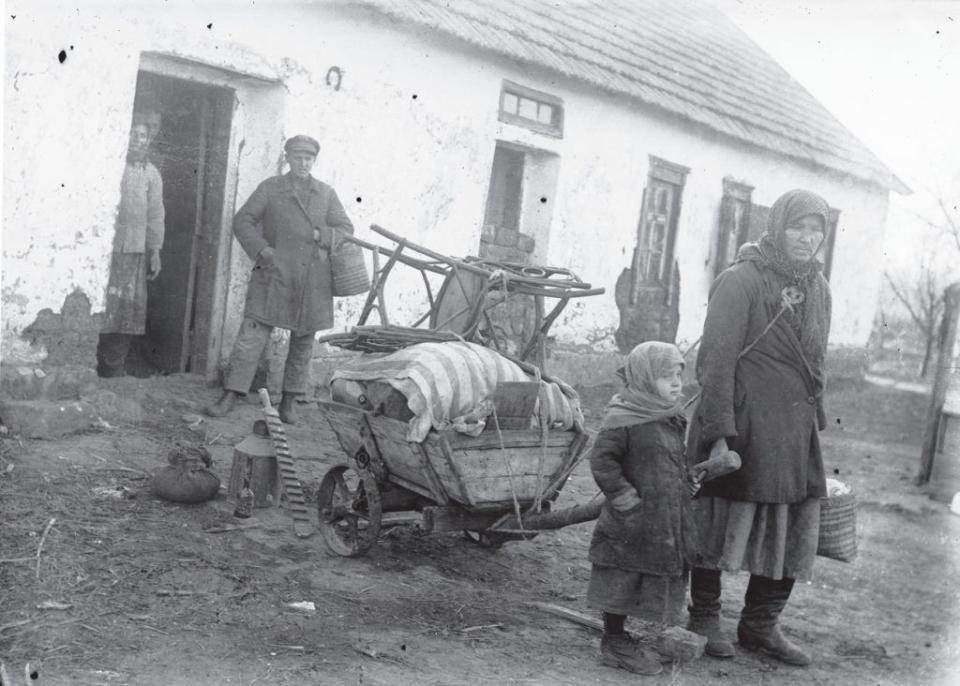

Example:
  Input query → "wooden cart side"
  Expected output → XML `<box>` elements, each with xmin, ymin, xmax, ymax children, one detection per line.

<box><xmin>352</xmin><ymin>410</ymin><xmax>451</xmax><ymax>505</ymax></box>
<box><xmin>536</xmin><ymin>428</ymin><xmax>590</xmax><ymax>501</ymax></box>
<box><xmin>319</xmin><ymin>401</ymin><xmax>369</xmax><ymax>459</ymax></box>
<box><xmin>436</xmin><ymin>433</ymin><xmax>475</xmax><ymax>507</ymax></box>
<box><xmin>412</xmin><ymin>441</ymin><xmax>452</xmax><ymax>505</ymax></box>
<box><xmin>435</xmin><ymin>429</ymin><xmax>581</xmax><ymax>506</ymax></box>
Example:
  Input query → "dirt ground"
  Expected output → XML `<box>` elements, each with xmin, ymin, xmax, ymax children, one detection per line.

<box><xmin>1</xmin><ymin>373</ymin><xmax>959</xmax><ymax>686</ymax></box>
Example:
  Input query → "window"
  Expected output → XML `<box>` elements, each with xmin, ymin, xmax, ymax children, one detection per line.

<box><xmin>499</xmin><ymin>80</ymin><xmax>564</xmax><ymax>137</ymax></box>
<box><xmin>635</xmin><ymin>157</ymin><xmax>688</xmax><ymax>285</ymax></box>
<box><xmin>716</xmin><ymin>178</ymin><xmax>754</xmax><ymax>276</ymax></box>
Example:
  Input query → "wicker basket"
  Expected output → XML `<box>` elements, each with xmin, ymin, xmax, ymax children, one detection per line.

<box><xmin>817</xmin><ymin>492</ymin><xmax>858</xmax><ymax>562</ymax></box>
<box><xmin>331</xmin><ymin>239</ymin><xmax>371</xmax><ymax>297</ymax></box>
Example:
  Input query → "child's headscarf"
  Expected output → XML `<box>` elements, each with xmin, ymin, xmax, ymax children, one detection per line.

<box><xmin>601</xmin><ymin>341</ymin><xmax>686</xmax><ymax>430</ymax></box>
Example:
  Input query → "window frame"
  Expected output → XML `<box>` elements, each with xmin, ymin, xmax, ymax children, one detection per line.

<box><xmin>715</xmin><ymin>177</ymin><xmax>754</xmax><ymax>276</ymax></box>
<box><xmin>498</xmin><ymin>80</ymin><xmax>564</xmax><ymax>138</ymax></box>
<box><xmin>633</xmin><ymin>156</ymin><xmax>689</xmax><ymax>287</ymax></box>
<box><xmin>822</xmin><ymin>208</ymin><xmax>840</xmax><ymax>280</ymax></box>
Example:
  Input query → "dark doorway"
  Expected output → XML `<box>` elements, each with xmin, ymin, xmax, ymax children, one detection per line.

<box><xmin>129</xmin><ymin>71</ymin><xmax>234</xmax><ymax>376</ymax></box>
<box><xmin>483</xmin><ymin>144</ymin><xmax>524</xmax><ymax>233</ymax></box>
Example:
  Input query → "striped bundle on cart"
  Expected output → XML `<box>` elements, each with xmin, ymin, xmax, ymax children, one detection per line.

<box><xmin>331</xmin><ymin>341</ymin><xmax>582</xmax><ymax>442</ymax></box>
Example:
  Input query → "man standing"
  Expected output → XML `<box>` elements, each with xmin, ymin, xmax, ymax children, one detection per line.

<box><xmin>206</xmin><ymin>135</ymin><xmax>354</xmax><ymax>424</ymax></box>
<box><xmin>97</xmin><ymin>113</ymin><xmax>165</xmax><ymax>377</ymax></box>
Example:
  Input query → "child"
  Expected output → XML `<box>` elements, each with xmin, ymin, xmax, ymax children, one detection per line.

<box><xmin>586</xmin><ymin>341</ymin><xmax>698</xmax><ymax>675</ymax></box>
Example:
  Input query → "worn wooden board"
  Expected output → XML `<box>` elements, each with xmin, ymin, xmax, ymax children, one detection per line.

<box><xmin>319</xmin><ymin>401</ymin><xmax>367</xmax><ymax>458</ymax></box>
<box><xmin>490</xmin><ymin>381</ymin><xmax>540</xmax><ymax>430</ymax></box>
<box><xmin>444</xmin><ymin>430</ymin><xmax>573</xmax><ymax>451</ymax></box>
<box><xmin>455</xmin><ymin>473</ymin><xmax>561</xmax><ymax>504</ymax></box>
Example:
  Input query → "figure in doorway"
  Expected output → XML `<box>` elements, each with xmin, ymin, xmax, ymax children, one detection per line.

<box><xmin>97</xmin><ymin>111</ymin><xmax>166</xmax><ymax>377</ymax></box>
<box><xmin>205</xmin><ymin>134</ymin><xmax>354</xmax><ymax>424</ymax></box>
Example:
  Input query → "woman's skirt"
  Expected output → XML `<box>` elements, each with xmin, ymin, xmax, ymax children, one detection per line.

<box><xmin>101</xmin><ymin>252</ymin><xmax>148</xmax><ymax>335</ymax></box>
<box><xmin>586</xmin><ymin>565</ymin><xmax>688</xmax><ymax>625</ymax></box>
<box><xmin>694</xmin><ymin>496</ymin><xmax>820</xmax><ymax>581</ymax></box>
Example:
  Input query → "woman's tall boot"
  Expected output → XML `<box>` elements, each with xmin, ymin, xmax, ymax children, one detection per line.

<box><xmin>687</xmin><ymin>567</ymin><xmax>735</xmax><ymax>657</ymax></box>
<box><xmin>737</xmin><ymin>575</ymin><xmax>811</xmax><ymax>666</ymax></box>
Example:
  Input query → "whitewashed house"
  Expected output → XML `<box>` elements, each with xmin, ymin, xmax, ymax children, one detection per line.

<box><xmin>2</xmin><ymin>0</ymin><xmax>906</xmax><ymax>383</ymax></box>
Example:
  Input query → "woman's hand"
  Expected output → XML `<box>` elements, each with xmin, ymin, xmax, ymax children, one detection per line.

<box><xmin>147</xmin><ymin>249</ymin><xmax>162</xmax><ymax>281</ymax></box>
<box><xmin>687</xmin><ymin>474</ymin><xmax>702</xmax><ymax>498</ymax></box>
<box><xmin>608</xmin><ymin>488</ymin><xmax>641</xmax><ymax>512</ymax></box>
<box><xmin>256</xmin><ymin>246</ymin><xmax>276</xmax><ymax>267</ymax></box>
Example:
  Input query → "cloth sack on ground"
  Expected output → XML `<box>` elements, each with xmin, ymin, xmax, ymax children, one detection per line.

<box><xmin>152</xmin><ymin>443</ymin><xmax>221</xmax><ymax>504</ymax></box>
<box><xmin>331</xmin><ymin>341</ymin><xmax>582</xmax><ymax>442</ymax></box>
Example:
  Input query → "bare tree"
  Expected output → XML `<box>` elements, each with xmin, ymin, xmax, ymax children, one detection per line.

<box><xmin>936</xmin><ymin>196</ymin><xmax>960</xmax><ymax>254</ymax></box>
<box><xmin>886</xmin><ymin>194</ymin><xmax>960</xmax><ymax>377</ymax></box>
<box><xmin>883</xmin><ymin>261</ymin><xmax>945</xmax><ymax>377</ymax></box>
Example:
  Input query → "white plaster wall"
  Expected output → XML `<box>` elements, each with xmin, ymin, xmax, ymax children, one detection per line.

<box><xmin>3</xmin><ymin>0</ymin><xmax>892</xmax><ymax>366</ymax></box>
<box><xmin>4</xmin><ymin>5</ymin><xmax>140</xmax><ymax>353</ymax></box>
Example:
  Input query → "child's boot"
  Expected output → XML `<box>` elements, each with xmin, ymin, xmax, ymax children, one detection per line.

<box><xmin>600</xmin><ymin>633</ymin><xmax>663</xmax><ymax>675</ymax></box>
<box><xmin>687</xmin><ymin>567</ymin><xmax>735</xmax><ymax>658</ymax></box>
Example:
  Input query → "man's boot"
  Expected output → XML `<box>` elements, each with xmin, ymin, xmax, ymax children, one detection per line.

<box><xmin>687</xmin><ymin>567</ymin><xmax>736</xmax><ymax>658</ymax></box>
<box><xmin>206</xmin><ymin>390</ymin><xmax>240</xmax><ymax>418</ymax></box>
<box><xmin>738</xmin><ymin>575</ymin><xmax>811</xmax><ymax>666</ymax></box>
<box><xmin>278</xmin><ymin>392</ymin><xmax>299</xmax><ymax>425</ymax></box>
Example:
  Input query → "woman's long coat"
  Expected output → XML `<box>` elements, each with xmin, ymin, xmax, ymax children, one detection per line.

<box><xmin>688</xmin><ymin>259</ymin><xmax>830</xmax><ymax>504</ymax></box>
<box><xmin>233</xmin><ymin>173</ymin><xmax>353</xmax><ymax>333</ymax></box>
<box><xmin>589</xmin><ymin>417</ymin><xmax>697</xmax><ymax>576</ymax></box>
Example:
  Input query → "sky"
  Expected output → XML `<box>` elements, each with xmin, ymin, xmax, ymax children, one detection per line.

<box><xmin>712</xmin><ymin>0</ymin><xmax>960</xmax><ymax>275</ymax></box>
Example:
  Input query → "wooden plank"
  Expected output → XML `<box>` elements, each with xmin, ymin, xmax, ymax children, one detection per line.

<box><xmin>414</xmin><ymin>442</ymin><xmax>450</xmax><ymax>505</ymax></box>
<box><xmin>920</xmin><ymin>283</ymin><xmax>960</xmax><ymax>484</ymax></box>
<box><xmin>444</xmin><ymin>430</ymin><xmax>575</xmax><ymax>451</ymax></box>
<box><xmin>449</xmin><ymin>447</ymin><xmax>567</xmax><ymax>481</ymax></box>
<box><xmin>386</xmin><ymin>473</ymin><xmax>435</xmax><ymax>501</ymax></box>
<box><xmin>490</xmin><ymin>382</ymin><xmax>540</xmax><ymax>429</ymax></box>
<box><xmin>437</xmin><ymin>434</ymin><xmax>474</xmax><ymax>506</ymax></box>
<box><xmin>459</xmin><ymin>474</ymin><xmax>566</xmax><ymax>504</ymax></box>
<box><xmin>420</xmin><ymin>506</ymin><xmax>504</xmax><ymax>534</ymax></box>
<box><xmin>369</xmin><ymin>423</ymin><xmax>442</xmax><ymax>491</ymax></box>
<box><xmin>528</xmin><ymin>602</ymin><xmax>603</xmax><ymax>633</ymax></box>
<box><xmin>321</xmin><ymin>413</ymin><xmax>363</xmax><ymax>459</ymax></box>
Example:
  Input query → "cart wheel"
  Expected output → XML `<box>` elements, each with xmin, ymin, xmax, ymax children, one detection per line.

<box><xmin>462</xmin><ymin>529</ymin><xmax>506</xmax><ymax>549</ymax></box>
<box><xmin>318</xmin><ymin>464</ymin><xmax>382</xmax><ymax>557</ymax></box>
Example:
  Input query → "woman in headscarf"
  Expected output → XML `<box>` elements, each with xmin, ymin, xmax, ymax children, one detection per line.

<box><xmin>585</xmin><ymin>341</ymin><xmax>699</xmax><ymax>676</ymax></box>
<box><xmin>686</xmin><ymin>189</ymin><xmax>832</xmax><ymax>666</ymax></box>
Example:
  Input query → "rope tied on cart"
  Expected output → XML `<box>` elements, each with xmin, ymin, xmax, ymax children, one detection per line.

<box><xmin>490</xmin><ymin>404</ymin><xmax>528</xmax><ymax>536</ymax></box>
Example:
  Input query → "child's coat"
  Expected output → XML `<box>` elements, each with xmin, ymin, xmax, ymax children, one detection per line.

<box><xmin>589</xmin><ymin>415</ymin><xmax>698</xmax><ymax>576</ymax></box>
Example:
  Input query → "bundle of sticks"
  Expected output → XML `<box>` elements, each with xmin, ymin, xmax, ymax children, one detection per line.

<box><xmin>321</xmin><ymin>324</ymin><xmax>464</xmax><ymax>354</ymax></box>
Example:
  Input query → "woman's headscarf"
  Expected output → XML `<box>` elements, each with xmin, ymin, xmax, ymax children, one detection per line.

<box><xmin>601</xmin><ymin>341</ymin><xmax>686</xmax><ymax>430</ymax></box>
<box><xmin>759</xmin><ymin>189</ymin><xmax>831</xmax><ymax>282</ymax></box>
<box><xmin>735</xmin><ymin>189</ymin><xmax>831</xmax><ymax>383</ymax></box>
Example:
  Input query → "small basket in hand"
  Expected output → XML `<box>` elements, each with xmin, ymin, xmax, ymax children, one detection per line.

<box><xmin>817</xmin><ymin>491</ymin><xmax>858</xmax><ymax>562</ymax></box>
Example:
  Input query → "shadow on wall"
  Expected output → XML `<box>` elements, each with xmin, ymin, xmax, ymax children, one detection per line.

<box><xmin>21</xmin><ymin>290</ymin><xmax>104</xmax><ymax>367</ymax></box>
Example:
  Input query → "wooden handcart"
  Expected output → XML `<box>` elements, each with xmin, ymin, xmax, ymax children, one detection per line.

<box><xmin>312</xmin><ymin>226</ymin><xmax>607</xmax><ymax>556</ymax></box>
<box><xmin>317</xmin><ymin>400</ymin><xmax>594</xmax><ymax>556</ymax></box>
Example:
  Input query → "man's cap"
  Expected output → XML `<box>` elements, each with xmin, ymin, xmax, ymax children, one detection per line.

<box><xmin>284</xmin><ymin>135</ymin><xmax>320</xmax><ymax>156</ymax></box>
